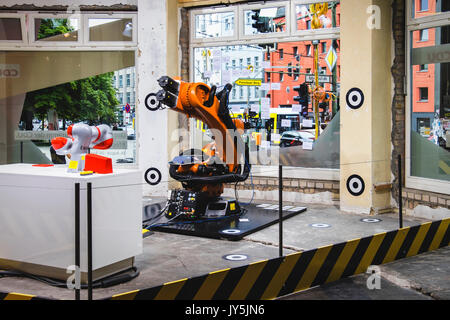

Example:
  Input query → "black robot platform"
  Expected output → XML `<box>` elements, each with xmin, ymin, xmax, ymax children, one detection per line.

<box><xmin>142</xmin><ymin>200</ymin><xmax>307</xmax><ymax>241</ymax></box>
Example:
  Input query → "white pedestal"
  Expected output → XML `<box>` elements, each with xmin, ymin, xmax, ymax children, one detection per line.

<box><xmin>0</xmin><ymin>164</ymin><xmax>143</xmax><ymax>282</ymax></box>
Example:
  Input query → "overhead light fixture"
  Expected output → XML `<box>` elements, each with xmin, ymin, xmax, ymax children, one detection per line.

<box><xmin>122</xmin><ymin>22</ymin><xmax>133</xmax><ymax>38</ymax></box>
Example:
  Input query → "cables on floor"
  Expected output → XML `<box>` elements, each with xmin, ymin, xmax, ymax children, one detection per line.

<box><xmin>0</xmin><ymin>267</ymin><xmax>140</xmax><ymax>289</ymax></box>
<box><xmin>234</xmin><ymin>162</ymin><xmax>255</xmax><ymax>206</ymax></box>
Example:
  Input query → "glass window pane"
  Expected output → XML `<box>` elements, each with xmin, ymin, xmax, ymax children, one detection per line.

<box><xmin>0</xmin><ymin>18</ymin><xmax>22</xmax><ymax>41</ymax></box>
<box><xmin>409</xmin><ymin>25</ymin><xmax>450</xmax><ymax>181</ymax></box>
<box><xmin>89</xmin><ymin>18</ymin><xmax>133</xmax><ymax>42</ymax></box>
<box><xmin>34</xmin><ymin>18</ymin><xmax>79</xmax><ymax>42</ymax></box>
<box><xmin>192</xmin><ymin>39</ymin><xmax>340</xmax><ymax>169</ymax></box>
<box><xmin>1</xmin><ymin>51</ymin><xmax>136</xmax><ymax>165</ymax></box>
<box><xmin>194</xmin><ymin>12</ymin><xmax>234</xmax><ymax>39</ymax></box>
<box><xmin>295</xmin><ymin>2</ymin><xmax>340</xmax><ymax>31</ymax></box>
<box><xmin>411</xmin><ymin>0</ymin><xmax>450</xmax><ymax>19</ymax></box>
<box><xmin>244</xmin><ymin>7</ymin><xmax>286</xmax><ymax>35</ymax></box>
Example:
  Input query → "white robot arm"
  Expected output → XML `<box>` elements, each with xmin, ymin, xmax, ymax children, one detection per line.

<box><xmin>51</xmin><ymin>122</ymin><xmax>113</xmax><ymax>172</ymax></box>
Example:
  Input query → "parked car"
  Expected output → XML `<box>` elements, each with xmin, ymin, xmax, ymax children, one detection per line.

<box><xmin>279</xmin><ymin>130</ymin><xmax>315</xmax><ymax>148</ymax></box>
<box><xmin>125</xmin><ymin>125</ymin><xmax>136</xmax><ymax>140</ymax></box>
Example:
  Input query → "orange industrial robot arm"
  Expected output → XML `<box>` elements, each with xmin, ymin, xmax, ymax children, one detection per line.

<box><xmin>155</xmin><ymin>76</ymin><xmax>250</xmax><ymax>197</ymax></box>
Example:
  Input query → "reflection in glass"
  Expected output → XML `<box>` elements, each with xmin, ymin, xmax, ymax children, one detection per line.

<box><xmin>34</xmin><ymin>18</ymin><xmax>79</xmax><ymax>42</ymax></box>
<box><xmin>195</xmin><ymin>12</ymin><xmax>234</xmax><ymax>39</ymax></box>
<box><xmin>89</xmin><ymin>18</ymin><xmax>133</xmax><ymax>42</ymax></box>
<box><xmin>0</xmin><ymin>51</ymin><xmax>136</xmax><ymax>165</ymax></box>
<box><xmin>244</xmin><ymin>7</ymin><xmax>286</xmax><ymax>35</ymax></box>
<box><xmin>192</xmin><ymin>39</ymin><xmax>340</xmax><ymax>169</ymax></box>
<box><xmin>295</xmin><ymin>2</ymin><xmax>340</xmax><ymax>31</ymax></box>
<box><xmin>411</xmin><ymin>0</ymin><xmax>450</xmax><ymax>19</ymax></box>
<box><xmin>410</xmin><ymin>25</ymin><xmax>450</xmax><ymax>181</ymax></box>
<box><xmin>0</xmin><ymin>18</ymin><xmax>22</xmax><ymax>41</ymax></box>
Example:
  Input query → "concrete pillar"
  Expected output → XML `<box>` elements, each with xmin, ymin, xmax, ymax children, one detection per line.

<box><xmin>166</xmin><ymin>0</ymin><xmax>184</xmax><ymax>190</ymax></box>
<box><xmin>339</xmin><ymin>0</ymin><xmax>393</xmax><ymax>214</ymax></box>
<box><xmin>137</xmin><ymin>0</ymin><xmax>170</xmax><ymax>197</ymax></box>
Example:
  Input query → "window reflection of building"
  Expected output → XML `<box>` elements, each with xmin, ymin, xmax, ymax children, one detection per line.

<box><xmin>411</xmin><ymin>1</ymin><xmax>436</xmax><ymax>136</ymax></box>
<box><xmin>408</xmin><ymin>0</ymin><xmax>450</xmax><ymax>184</ymax></box>
<box><xmin>263</xmin><ymin>39</ymin><xmax>340</xmax><ymax>116</ymax></box>
<box><xmin>193</xmin><ymin>44</ymin><xmax>264</xmax><ymax>109</ymax></box>
<box><xmin>113</xmin><ymin>67</ymin><xmax>136</xmax><ymax>126</ymax></box>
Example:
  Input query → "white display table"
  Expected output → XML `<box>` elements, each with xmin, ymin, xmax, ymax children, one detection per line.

<box><xmin>0</xmin><ymin>164</ymin><xmax>143</xmax><ymax>282</ymax></box>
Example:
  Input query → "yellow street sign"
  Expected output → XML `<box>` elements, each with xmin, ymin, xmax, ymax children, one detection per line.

<box><xmin>234</xmin><ymin>78</ymin><xmax>262</xmax><ymax>86</ymax></box>
<box><xmin>325</xmin><ymin>46</ymin><xmax>337</xmax><ymax>72</ymax></box>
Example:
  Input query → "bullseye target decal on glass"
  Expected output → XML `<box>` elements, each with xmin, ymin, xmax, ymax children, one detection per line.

<box><xmin>144</xmin><ymin>167</ymin><xmax>162</xmax><ymax>185</ymax></box>
<box><xmin>346</xmin><ymin>174</ymin><xmax>365</xmax><ymax>196</ymax></box>
<box><xmin>346</xmin><ymin>87</ymin><xmax>364</xmax><ymax>109</ymax></box>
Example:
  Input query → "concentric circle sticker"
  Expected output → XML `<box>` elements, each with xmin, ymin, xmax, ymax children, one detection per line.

<box><xmin>223</xmin><ymin>254</ymin><xmax>248</xmax><ymax>261</ymax></box>
<box><xmin>346</xmin><ymin>174</ymin><xmax>365</xmax><ymax>196</ymax></box>
<box><xmin>360</xmin><ymin>218</ymin><xmax>382</xmax><ymax>223</ymax></box>
<box><xmin>220</xmin><ymin>229</ymin><xmax>241</xmax><ymax>234</ymax></box>
<box><xmin>144</xmin><ymin>93</ymin><xmax>161</xmax><ymax>111</ymax></box>
<box><xmin>346</xmin><ymin>87</ymin><xmax>364</xmax><ymax>109</ymax></box>
<box><xmin>310</xmin><ymin>223</ymin><xmax>331</xmax><ymax>228</ymax></box>
<box><xmin>144</xmin><ymin>167</ymin><xmax>162</xmax><ymax>186</ymax></box>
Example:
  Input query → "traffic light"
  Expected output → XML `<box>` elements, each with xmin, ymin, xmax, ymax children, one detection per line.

<box><xmin>293</xmin><ymin>83</ymin><xmax>309</xmax><ymax>116</ymax></box>
<box><xmin>264</xmin><ymin>118</ymin><xmax>274</xmax><ymax>130</ymax></box>
<box><xmin>251</xmin><ymin>10</ymin><xmax>273</xmax><ymax>33</ymax></box>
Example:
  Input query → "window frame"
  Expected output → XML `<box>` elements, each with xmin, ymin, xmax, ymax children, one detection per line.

<box><xmin>189</xmin><ymin>0</ymin><xmax>340</xmax><ymax>181</ymax></box>
<box><xmin>0</xmin><ymin>11</ymin><xmax>139</xmax><ymax>169</ymax></box>
<box><xmin>84</xmin><ymin>13</ymin><xmax>137</xmax><ymax>47</ymax></box>
<box><xmin>28</xmin><ymin>13</ymin><xmax>83</xmax><ymax>46</ymax></box>
<box><xmin>190</xmin><ymin>6</ymin><xmax>239</xmax><ymax>45</ymax></box>
<box><xmin>406</xmin><ymin>0</ymin><xmax>450</xmax><ymax>193</ymax></box>
<box><xmin>0</xmin><ymin>11</ymin><xmax>137</xmax><ymax>49</ymax></box>
<box><xmin>0</xmin><ymin>13</ymin><xmax>27</xmax><ymax>45</ymax></box>
<box><xmin>290</xmin><ymin>0</ymin><xmax>340</xmax><ymax>40</ymax></box>
<box><xmin>238</xmin><ymin>1</ymin><xmax>291</xmax><ymax>41</ymax></box>
<box><xmin>407</xmin><ymin>0</ymin><xmax>450</xmax><ymax>27</ymax></box>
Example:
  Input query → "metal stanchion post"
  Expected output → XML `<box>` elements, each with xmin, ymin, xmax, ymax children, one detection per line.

<box><xmin>87</xmin><ymin>182</ymin><xmax>93</xmax><ymax>300</ymax></box>
<box><xmin>75</xmin><ymin>183</ymin><xmax>80</xmax><ymax>300</ymax></box>
<box><xmin>279</xmin><ymin>165</ymin><xmax>283</xmax><ymax>257</ymax></box>
<box><xmin>398</xmin><ymin>154</ymin><xmax>403</xmax><ymax>229</ymax></box>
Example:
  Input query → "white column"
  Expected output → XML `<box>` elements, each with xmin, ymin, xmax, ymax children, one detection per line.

<box><xmin>137</xmin><ymin>0</ymin><xmax>169</xmax><ymax>197</ymax></box>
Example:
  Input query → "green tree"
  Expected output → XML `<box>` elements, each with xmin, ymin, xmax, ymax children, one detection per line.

<box><xmin>23</xmin><ymin>72</ymin><xmax>120</xmax><ymax>129</ymax></box>
<box><xmin>21</xmin><ymin>19</ymin><xmax>120</xmax><ymax>130</ymax></box>
<box><xmin>37</xmin><ymin>18</ymin><xmax>74</xmax><ymax>40</ymax></box>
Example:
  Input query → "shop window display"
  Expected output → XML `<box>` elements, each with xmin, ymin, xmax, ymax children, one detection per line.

<box><xmin>0</xmin><ymin>50</ymin><xmax>136</xmax><ymax>165</ymax></box>
<box><xmin>192</xmin><ymin>38</ymin><xmax>340</xmax><ymax>169</ymax></box>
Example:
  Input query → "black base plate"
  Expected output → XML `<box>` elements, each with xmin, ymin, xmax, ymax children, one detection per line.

<box><xmin>142</xmin><ymin>202</ymin><xmax>307</xmax><ymax>241</ymax></box>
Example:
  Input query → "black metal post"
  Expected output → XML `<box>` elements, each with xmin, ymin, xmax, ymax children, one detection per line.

<box><xmin>398</xmin><ymin>154</ymin><xmax>403</xmax><ymax>229</ymax></box>
<box><xmin>87</xmin><ymin>182</ymin><xmax>93</xmax><ymax>300</ymax></box>
<box><xmin>20</xmin><ymin>141</ymin><xmax>23</xmax><ymax>163</ymax></box>
<box><xmin>75</xmin><ymin>183</ymin><xmax>80</xmax><ymax>301</ymax></box>
<box><xmin>279</xmin><ymin>165</ymin><xmax>283</xmax><ymax>257</ymax></box>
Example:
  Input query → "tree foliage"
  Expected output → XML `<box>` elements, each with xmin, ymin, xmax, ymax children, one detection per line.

<box><xmin>23</xmin><ymin>73</ymin><xmax>120</xmax><ymax>127</ymax></box>
<box><xmin>36</xmin><ymin>18</ymin><xmax>74</xmax><ymax>40</ymax></box>
<box><xmin>22</xmin><ymin>19</ymin><xmax>120</xmax><ymax>128</ymax></box>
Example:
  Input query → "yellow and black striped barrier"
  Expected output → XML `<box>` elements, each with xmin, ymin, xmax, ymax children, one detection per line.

<box><xmin>1</xmin><ymin>218</ymin><xmax>449</xmax><ymax>300</ymax></box>
<box><xmin>110</xmin><ymin>218</ymin><xmax>449</xmax><ymax>300</ymax></box>
<box><xmin>0</xmin><ymin>292</ymin><xmax>39</xmax><ymax>300</ymax></box>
